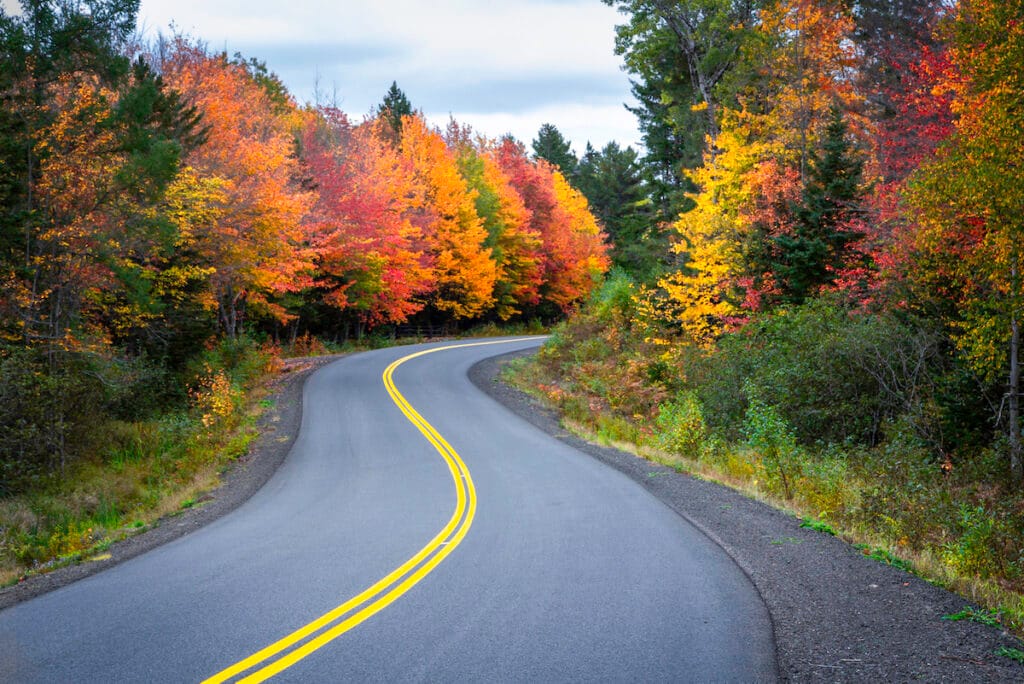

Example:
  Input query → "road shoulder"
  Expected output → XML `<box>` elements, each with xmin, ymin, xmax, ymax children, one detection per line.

<box><xmin>469</xmin><ymin>349</ymin><xmax>1024</xmax><ymax>683</ymax></box>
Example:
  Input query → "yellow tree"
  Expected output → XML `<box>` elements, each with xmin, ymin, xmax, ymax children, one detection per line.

<box><xmin>909</xmin><ymin>0</ymin><xmax>1024</xmax><ymax>483</ymax></box>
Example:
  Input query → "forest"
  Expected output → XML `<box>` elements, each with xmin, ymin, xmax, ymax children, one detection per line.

<box><xmin>2</xmin><ymin>0</ymin><xmax>1023</xmax><ymax>632</ymax></box>
<box><xmin>0</xmin><ymin>3</ymin><xmax>609</xmax><ymax>494</ymax></box>
<box><xmin>516</xmin><ymin>0</ymin><xmax>1024</xmax><ymax>630</ymax></box>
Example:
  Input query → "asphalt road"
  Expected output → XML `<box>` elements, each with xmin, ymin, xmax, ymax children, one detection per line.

<box><xmin>0</xmin><ymin>337</ymin><xmax>777</xmax><ymax>682</ymax></box>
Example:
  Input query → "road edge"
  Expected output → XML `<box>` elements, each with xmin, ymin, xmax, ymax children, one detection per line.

<box><xmin>468</xmin><ymin>348</ymin><xmax>1024</xmax><ymax>683</ymax></box>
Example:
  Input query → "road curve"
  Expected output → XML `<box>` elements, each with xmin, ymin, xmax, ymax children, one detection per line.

<box><xmin>0</xmin><ymin>337</ymin><xmax>777</xmax><ymax>682</ymax></box>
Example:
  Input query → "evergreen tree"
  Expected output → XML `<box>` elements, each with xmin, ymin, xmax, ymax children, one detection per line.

<box><xmin>772</xmin><ymin>108</ymin><xmax>867</xmax><ymax>304</ymax></box>
<box><xmin>575</xmin><ymin>142</ymin><xmax>662</xmax><ymax>279</ymax></box>
<box><xmin>376</xmin><ymin>81</ymin><xmax>413</xmax><ymax>142</ymax></box>
<box><xmin>531</xmin><ymin>123</ymin><xmax>577</xmax><ymax>174</ymax></box>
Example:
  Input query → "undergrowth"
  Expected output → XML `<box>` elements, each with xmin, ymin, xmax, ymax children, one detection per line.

<box><xmin>0</xmin><ymin>338</ymin><xmax>277</xmax><ymax>586</ymax></box>
<box><xmin>504</xmin><ymin>272</ymin><xmax>1024</xmax><ymax>636</ymax></box>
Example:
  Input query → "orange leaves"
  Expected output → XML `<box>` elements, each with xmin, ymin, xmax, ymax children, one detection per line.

<box><xmin>494</xmin><ymin>138</ymin><xmax>609</xmax><ymax>314</ymax></box>
<box><xmin>162</xmin><ymin>40</ymin><xmax>313</xmax><ymax>334</ymax></box>
<box><xmin>302</xmin><ymin>111</ymin><xmax>430</xmax><ymax>326</ymax></box>
<box><xmin>399</xmin><ymin>114</ymin><xmax>497</xmax><ymax>319</ymax></box>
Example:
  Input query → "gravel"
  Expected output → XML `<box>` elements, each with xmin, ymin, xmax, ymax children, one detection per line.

<box><xmin>469</xmin><ymin>349</ymin><xmax>1024</xmax><ymax>683</ymax></box>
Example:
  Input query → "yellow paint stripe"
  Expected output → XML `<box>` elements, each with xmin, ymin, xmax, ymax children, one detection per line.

<box><xmin>202</xmin><ymin>338</ymin><xmax>535</xmax><ymax>683</ymax></box>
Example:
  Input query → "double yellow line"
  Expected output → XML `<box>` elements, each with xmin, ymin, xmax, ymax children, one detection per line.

<box><xmin>203</xmin><ymin>339</ymin><xmax>531</xmax><ymax>682</ymax></box>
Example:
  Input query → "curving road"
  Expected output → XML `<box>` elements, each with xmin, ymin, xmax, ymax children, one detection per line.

<box><xmin>0</xmin><ymin>337</ymin><xmax>776</xmax><ymax>682</ymax></box>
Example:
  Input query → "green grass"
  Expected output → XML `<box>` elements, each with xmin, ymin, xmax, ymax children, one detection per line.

<box><xmin>800</xmin><ymin>518</ymin><xmax>837</xmax><ymax>536</ymax></box>
<box><xmin>943</xmin><ymin>606</ymin><xmax>1002</xmax><ymax>628</ymax></box>
<box><xmin>996</xmin><ymin>646</ymin><xmax>1024</xmax><ymax>663</ymax></box>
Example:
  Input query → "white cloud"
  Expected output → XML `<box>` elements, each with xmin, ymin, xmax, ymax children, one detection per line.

<box><xmin>135</xmin><ymin>0</ymin><xmax>641</xmax><ymax>149</ymax></box>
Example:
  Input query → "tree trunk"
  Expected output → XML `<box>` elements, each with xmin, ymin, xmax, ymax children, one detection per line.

<box><xmin>1010</xmin><ymin>264</ymin><xmax>1022</xmax><ymax>484</ymax></box>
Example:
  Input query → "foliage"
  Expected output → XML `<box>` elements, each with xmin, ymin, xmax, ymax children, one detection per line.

<box><xmin>531</xmin><ymin>123</ymin><xmax>577</xmax><ymax>175</ymax></box>
<box><xmin>942</xmin><ymin>606</ymin><xmax>1001</xmax><ymax>628</ymax></box>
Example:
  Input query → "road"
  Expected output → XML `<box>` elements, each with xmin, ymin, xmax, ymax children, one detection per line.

<box><xmin>0</xmin><ymin>337</ymin><xmax>776</xmax><ymax>682</ymax></box>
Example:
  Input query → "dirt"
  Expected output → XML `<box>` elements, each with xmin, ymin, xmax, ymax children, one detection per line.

<box><xmin>469</xmin><ymin>349</ymin><xmax>1024</xmax><ymax>683</ymax></box>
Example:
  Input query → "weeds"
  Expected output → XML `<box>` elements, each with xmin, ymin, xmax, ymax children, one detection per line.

<box><xmin>943</xmin><ymin>606</ymin><xmax>1002</xmax><ymax>628</ymax></box>
<box><xmin>996</xmin><ymin>647</ymin><xmax>1024</xmax><ymax>663</ymax></box>
<box><xmin>800</xmin><ymin>519</ymin><xmax>837</xmax><ymax>536</ymax></box>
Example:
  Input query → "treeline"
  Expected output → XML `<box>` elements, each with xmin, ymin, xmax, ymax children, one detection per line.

<box><xmin>0</xmin><ymin>2</ymin><xmax>608</xmax><ymax>493</ymax></box>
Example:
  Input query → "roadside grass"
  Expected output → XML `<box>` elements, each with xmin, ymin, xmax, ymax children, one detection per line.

<box><xmin>0</xmin><ymin>341</ymin><xmax>274</xmax><ymax>587</ymax></box>
<box><xmin>502</xmin><ymin>349</ymin><xmax>1024</xmax><ymax>638</ymax></box>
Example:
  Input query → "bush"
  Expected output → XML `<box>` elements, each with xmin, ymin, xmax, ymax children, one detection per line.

<box><xmin>743</xmin><ymin>383</ymin><xmax>804</xmax><ymax>500</ymax></box>
<box><xmin>657</xmin><ymin>391</ymin><xmax>716</xmax><ymax>460</ymax></box>
<box><xmin>688</xmin><ymin>297</ymin><xmax>945</xmax><ymax>450</ymax></box>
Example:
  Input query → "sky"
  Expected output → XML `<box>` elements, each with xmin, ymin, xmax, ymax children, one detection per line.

<box><xmin>122</xmin><ymin>0</ymin><xmax>642</xmax><ymax>154</ymax></box>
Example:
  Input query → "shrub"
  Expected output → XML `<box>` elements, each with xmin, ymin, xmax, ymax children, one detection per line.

<box><xmin>743</xmin><ymin>382</ymin><xmax>804</xmax><ymax>500</ymax></box>
<box><xmin>657</xmin><ymin>391</ymin><xmax>715</xmax><ymax>460</ymax></box>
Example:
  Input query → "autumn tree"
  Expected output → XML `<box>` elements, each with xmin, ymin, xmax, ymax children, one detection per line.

<box><xmin>445</xmin><ymin>121</ymin><xmax>543</xmax><ymax>319</ymax></box>
<box><xmin>909</xmin><ymin>0</ymin><xmax>1024</xmax><ymax>483</ymax></box>
<box><xmin>398</xmin><ymin>114</ymin><xmax>496</xmax><ymax>320</ymax></box>
<box><xmin>301</xmin><ymin>110</ymin><xmax>431</xmax><ymax>334</ymax></box>
<box><xmin>161</xmin><ymin>40</ymin><xmax>312</xmax><ymax>338</ymax></box>
<box><xmin>494</xmin><ymin>137</ymin><xmax>609</xmax><ymax>313</ymax></box>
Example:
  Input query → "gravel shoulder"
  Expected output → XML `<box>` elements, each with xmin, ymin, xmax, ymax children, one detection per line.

<box><xmin>469</xmin><ymin>349</ymin><xmax>1024</xmax><ymax>683</ymax></box>
<box><xmin>0</xmin><ymin>356</ymin><xmax>335</xmax><ymax>612</ymax></box>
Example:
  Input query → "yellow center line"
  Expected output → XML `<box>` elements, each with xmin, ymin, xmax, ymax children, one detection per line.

<box><xmin>202</xmin><ymin>338</ymin><xmax>536</xmax><ymax>683</ymax></box>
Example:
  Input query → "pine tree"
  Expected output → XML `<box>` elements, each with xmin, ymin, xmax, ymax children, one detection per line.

<box><xmin>773</xmin><ymin>107</ymin><xmax>866</xmax><ymax>304</ymax></box>
<box><xmin>531</xmin><ymin>123</ymin><xmax>577</xmax><ymax>175</ymax></box>
<box><xmin>376</xmin><ymin>81</ymin><xmax>413</xmax><ymax>143</ymax></box>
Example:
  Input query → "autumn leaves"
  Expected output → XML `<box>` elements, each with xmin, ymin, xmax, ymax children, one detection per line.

<box><xmin>157</xmin><ymin>40</ymin><xmax>608</xmax><ymax>339</ymax></box>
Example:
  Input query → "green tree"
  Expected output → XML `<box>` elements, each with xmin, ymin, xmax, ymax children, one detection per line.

<box><xmin>772</xmin><ymin>107</ymin><xmax>867</xmax><ymax>304</ymax></box>
<box><xmin>531</xmin><ymin>123</ymin><xmax>577</xmax><ymax>175</ymax></box>
<box><xmin>376</xmin><ymin>80</ymin><xmax>413</xmax><ymax>143</ymax></box>
<box><xmin>575</xmin><ymin>141</ymin><xmax>661</xmax><ymax>278</ymax></box>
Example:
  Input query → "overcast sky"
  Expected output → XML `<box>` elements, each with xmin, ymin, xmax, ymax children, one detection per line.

<box><xmin>119</xmin><ymin>0</ymin><xmax>641</xmax><ymax>153</ymax></box>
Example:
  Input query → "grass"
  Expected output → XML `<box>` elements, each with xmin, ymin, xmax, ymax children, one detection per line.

<box><xmin>943</xmin><ymin>606</ymin><xmax>1002</xmax><ymax>628</ymax></box>
<box><xmin>800</xmin><ymin>518</ymin><xmax>837</xmax><ymax>536</ymax></box>
<box><xmin>0</xmin><ymin>349</ymin><xmax>273</xmax><ymax>587</ymax></box>
<box><xmin>997</xmin><ymin>646</ymin><xmax>1024</xmax><ymax>664</ymax></box>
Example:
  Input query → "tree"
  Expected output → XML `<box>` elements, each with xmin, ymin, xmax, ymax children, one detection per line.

<box><xmin>398</xmin><ymin>114</ymin><xmax>496</xmax><ymax>320</ymax></box>
<box><xmin>605</xmin><ymin>0</ymin><xmax>764</xmax><ymax>164</ymax></box>
<box><xmin>531</xmin><ymin>123</ymin><xmax>577</xmax><ymax>175</ymax></box>
<box><xmin>771</xmin><ymin>107</ymin><xmax>867</xmax><ymax>304</ymax></box>
<box><xmin>301</xmin><ymin>110</ymin><xmax>430</xmax><ymax>332</ymax></box>
<box><xmin>575</xmin><ymin>141</ymin><xmax>659</xmax><ymax>277</ymax></box>
<box><xmin>162</xmin><ymin>39</ymin><xmax>313</xmax><ymax>338</ymax></box>
<box><xmin>494</xmin><ymin>137</ymin><xmax>609</xmax><ymax>313</ymax></box>
<box><xmin>377</xmin><ymin>81</ymin><xmax>413</xmax><ymax>144</ymax></box>
<box><xmin>445</xmin><ymin>120</ymin><xmax>543</xmax><ymax>320</ymax></box>
<box><xmin>909</xmin><ymin>0</ymin><xmax>1024</xmax><ymax>483</ymax></box>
